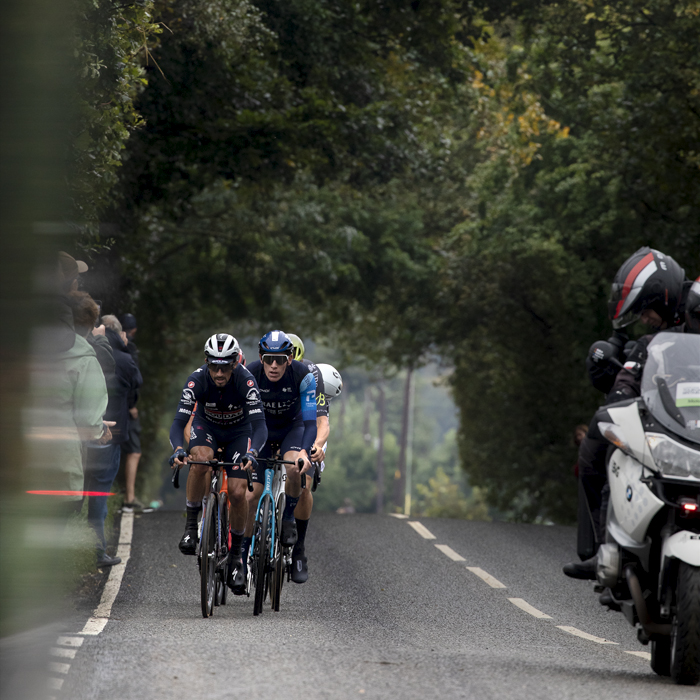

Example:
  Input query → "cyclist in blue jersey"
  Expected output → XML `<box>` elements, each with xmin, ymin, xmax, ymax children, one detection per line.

<box><xmin>246</xmin><ymin>330</ymin><xmax>317</xmax><ymax>564</ymax></box>
<box><xmin>168</xmin><ymin>333</ymin><xmax>268</xmax><ymax>593</ymax></box>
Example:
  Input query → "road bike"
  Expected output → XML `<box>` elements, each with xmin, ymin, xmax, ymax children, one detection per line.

<box><xmin>173</xmin><ymin>457</ymin><xmax>252</xmax><ymax>618</ymax></box>
<box><xmin>248</xmin><ymin>454</ymin><xmax>304</xmax><ymax>616</ymax></box>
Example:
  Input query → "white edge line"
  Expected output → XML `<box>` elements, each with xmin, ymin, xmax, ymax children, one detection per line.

<box><xmin>48</xmin><ymin>662</ymin><xmax>70</xmax><ymax>674</ymax></box>
<box><xmin>508</xmin><ymin>598</ymin><xmax>552</xmax><ymax>619</ymax></box>
<box><xmin>434</xmin><ymin>544</ymin><xmax>466</xmax><ymax>562</ymax></box>
<box><xmin>407</xmin><ymin>521</ymin><xmax>436</xmax><ymax>540</ymax></box>
<box><xmin>47</xmin><ymin>678</ymin><xmax>64</xmax><ymax>690</ymax></box>
<box><xmin>388</xmin><ymin>513</ymin><xmax>409</xmax><ymax>519</ymax></box>
<box><xmin>50</xmin><ymin>647</ymin><xmax>77</xmax><ymax>659</ymax></box>
<box><xmin>466</xmin><ymin>566</ymin><xmax>506</xmax><ymax>589</ymax></box>
<box><xmin>80</xmin><ymin>512</ymin><xmax>134</xmax><ymax>635</ymax></box>
<box><xmin>556</xmin><ymin>625</ymin><xmax>619</xmax><ymax>645</ymax></box>
<box><xmin>56</xmin><ymin>636</ymin><xmax>84</xmax><ymax>647</ymax></box>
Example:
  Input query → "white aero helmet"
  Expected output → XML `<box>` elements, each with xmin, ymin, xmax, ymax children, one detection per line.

<box><xmin>317</xmin><ymin>363</ymin><xmax>343</xmax><ymax>398</ymax></box>
<box><xmin>204</xmin><ymin>333</ymin><xmax>241</xmax><ymax>364</ymax></box>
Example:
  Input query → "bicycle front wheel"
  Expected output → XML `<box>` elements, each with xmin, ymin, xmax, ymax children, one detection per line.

<box><xmin>200</xmin><ymin>496</ymin><xmax>218</xmax><ymax>618</ymax></box>
<box><xmin>253</xmin><ymin>496</ymin><xmax>271</xmax><ymax>616</ymax></box>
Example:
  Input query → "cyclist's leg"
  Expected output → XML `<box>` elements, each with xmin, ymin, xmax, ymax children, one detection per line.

<box><xmin>278</xmin><ymin>424</ymin><xmax>306</xmax><ymax>545</ymax></box>
<box><xmin>180</xmin><ymin>424</ymin><xmax>216</xmax><ymax>554</ymax></box>
<box><xmin>223</xmin><ymin>433</ymin><xmax>260</xmax><ymax>591</ymax></box>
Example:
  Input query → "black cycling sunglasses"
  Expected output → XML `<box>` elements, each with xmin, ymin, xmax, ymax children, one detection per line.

<box><xmin>262</xmin><ymin>354</ymin><xmax>290</xmax><ymax>366</ymax></box>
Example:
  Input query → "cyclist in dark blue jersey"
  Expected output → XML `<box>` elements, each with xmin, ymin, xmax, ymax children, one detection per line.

<box><xmin>168</xmin><ymin>333</ymin><xmax>267</xmax><ymax>593</ymax></box>
<box><xmin>246</xmin><ymin>330</ymin><xmax>317</xmax><ymax>554</ymax></box>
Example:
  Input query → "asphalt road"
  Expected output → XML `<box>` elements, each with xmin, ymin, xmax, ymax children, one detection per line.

<box><xmin>12</xmin><ymin>512</ymin><xmax>700</xmax><ymax>699</ymax></box>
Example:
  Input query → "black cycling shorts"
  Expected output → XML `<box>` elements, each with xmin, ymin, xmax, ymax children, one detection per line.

<box><xmin>188</xmin><ymin>422</ymin><xmax>262</xmax><ymax>483</ymax></box>
<box><xmin>258</xmin><ymin>421</ymin><xmax>305</xmax><ymax>460</ymax></box>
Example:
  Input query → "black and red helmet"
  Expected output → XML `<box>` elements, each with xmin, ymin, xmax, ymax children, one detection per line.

<box><xmin>686</xmin><ymin>277</ymin><xmax>700</xmax><ymax>334</ymax></box>
<box><xmin>608</xmin><ymin>247</ymin><xmax>685</xmax><ymax>329</ymax></box>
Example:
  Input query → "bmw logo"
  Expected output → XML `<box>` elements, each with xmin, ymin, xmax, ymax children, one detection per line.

<box><xmin>626</xmin><ymin>486</ymin><xmax>633</xmax><ymax>502</ymax></box>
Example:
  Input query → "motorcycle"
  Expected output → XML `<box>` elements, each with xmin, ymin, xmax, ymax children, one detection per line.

<box><xmin>594</xmin><ymin>331</ymin><xmax>700</xmax><ymax>685</ymax></box>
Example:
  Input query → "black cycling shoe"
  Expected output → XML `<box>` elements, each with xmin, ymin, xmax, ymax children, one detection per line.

<box><xmin>562</xmin><ymin>556</ymin><xmax>597</xmax><ymax>580</ymax></box>
<box><xmin>227</xmin><ymin>556</ymin><xmax>246</xmax><ymax>595</ymax></box>
<box><xmin>178</xmin><ymin>528</ymin><xmax>198</xmax><ymax>555</ymax></box>
<box><xmin>291</xmin><ymin>551</ymin><xmax>308</xmax><ymax>584</ymax></box>
<box><xmin>281</xmin><ymin>519</ymin><xmax>298</xmax><ymax>547</ymax></box>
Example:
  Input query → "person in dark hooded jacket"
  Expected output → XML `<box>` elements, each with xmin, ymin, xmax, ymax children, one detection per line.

<box><xmin>101</xmin><ymin>315</ymin><xmax>142</xmax><ymax>447</ymax></box>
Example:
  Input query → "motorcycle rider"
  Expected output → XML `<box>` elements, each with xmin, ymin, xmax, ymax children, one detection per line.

<box><xmin>564</xmin><ymin>248</ymin><xmax>693</xmax><ymax>580</ymax></box>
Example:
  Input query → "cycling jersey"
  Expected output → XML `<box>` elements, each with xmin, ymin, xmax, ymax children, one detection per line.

<box><xmin>301</xmin><ymin>358</ymin><xmax>329</xmax><ymax>419</ymax></box>
<box><xmin>168</xmin><ymin>364</ymin><xmax>267</xmax><ymax>453</ymax></box>
<box><xmin>247</xmin><ymin>359</ymin><xmax>317</xmax><ymax>452</ymax></box>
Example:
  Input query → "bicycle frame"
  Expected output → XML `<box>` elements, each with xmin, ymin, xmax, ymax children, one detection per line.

<box><xmin>250</xmin><ymin>459</ymin><xmax>286</xmax><ymax>562</ymax></box>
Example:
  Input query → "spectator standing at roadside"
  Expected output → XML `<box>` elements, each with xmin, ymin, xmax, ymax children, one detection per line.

<box><xmin>120</xmin><ymin>313</ymin><xmax>144</xmax><ymax>511</ymax></box>
<box><xmin>67</xmin><ymin>293</ymin><xmax>120</xmax><ymax>566</ymax></box>
<box><xmin>101</xmin><ymin>315</ymin><xmax>143</xmax><ymax>512</ymax></box>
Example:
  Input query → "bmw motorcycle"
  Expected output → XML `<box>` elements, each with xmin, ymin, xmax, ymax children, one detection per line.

<box><xmin>595</xmin><ymin>332</ymin><xmax>700</xmax><ymax>685</ymax></box>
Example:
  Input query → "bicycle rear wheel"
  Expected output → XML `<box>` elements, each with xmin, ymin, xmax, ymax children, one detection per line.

<box><xmin>253</xmin><ymin>496</ymin><xmax>271</xmax><ymax>616</ymax></box>
<box><xmin>218</xmin><ymin>491</ymin><xmax>229</xmax><ymax>606</ymax></box>
<box><xmin>200</xmin><ymin>496</ymin><xmax>218</xmax><ymax>618</ymax></box>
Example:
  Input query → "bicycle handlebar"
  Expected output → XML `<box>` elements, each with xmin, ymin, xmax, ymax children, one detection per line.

<box><xmin>172</xmin><ymin>459</ymin><xmax>254</xmax><ymax>492</ymax></box>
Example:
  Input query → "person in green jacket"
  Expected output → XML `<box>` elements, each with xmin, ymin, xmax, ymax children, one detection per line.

<box><xmin>28</xmin><ymin>298</ymin><xmax>110</xmax><ymax>514</ymax></box>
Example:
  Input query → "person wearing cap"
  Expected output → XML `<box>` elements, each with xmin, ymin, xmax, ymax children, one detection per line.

<box><xmin>49</xmin><ymin>252</ymin><xmax>89</xmax><ymax>353</ymax></box>
<box><xmin>119</xmin><ymin>313</ymin><xmax>143</xmax><ymax>511</ymax></box>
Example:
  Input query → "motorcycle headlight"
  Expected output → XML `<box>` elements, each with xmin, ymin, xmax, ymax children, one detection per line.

<box><xmin>646</xmin><ymin>433</ymin><xmax>700</xmax><ymax>480</ymax></box>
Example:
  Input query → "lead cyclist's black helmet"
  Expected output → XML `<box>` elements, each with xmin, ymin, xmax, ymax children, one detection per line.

<box><xmin>259</xmin><ymin>330</ymin><xmax>294</xmax><ymax>355</ymax></box>
<box><xmin>608</xmin><ymin>247</ymin><xmax>685</xmax><ymax>328</ymax></box>
<box><xmin>686</xmin><ymin>277</ymin><xmax>700</xmax><ymax>334</ymax></box>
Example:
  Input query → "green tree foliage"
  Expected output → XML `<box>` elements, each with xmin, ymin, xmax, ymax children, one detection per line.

<box><xmin>70</xmin><ymin>0</ymin><xmax>700</xmax><ymax>522</ymax></box>
<box><xmin>72</xmin><ymin>0</ymin><xmax>161</xmax><ymax>225</ymax></box>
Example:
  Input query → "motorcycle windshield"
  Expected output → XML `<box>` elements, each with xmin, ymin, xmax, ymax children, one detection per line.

<box><xmin>641</xmin><ymin>332</ymin><xmax>700</xmax><ymax>445</ymax></box>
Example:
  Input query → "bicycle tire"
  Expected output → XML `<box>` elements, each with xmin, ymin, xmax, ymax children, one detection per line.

<box><xmin>218</xmin><ymin>491</ymin><xmax>229</xmax><ymax>606</ymax></box>
<box><xmin>200</xmin><ymin>496</ymin><xmax>217</xmax><ymax>618</ymax></box>
<box><xmin>253</xmin><ymin>496</ymin><xmax>271</xmax><ymax>616</ymax></box>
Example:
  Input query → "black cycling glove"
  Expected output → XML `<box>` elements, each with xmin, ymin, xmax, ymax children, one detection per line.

<box><xmin>169</xmin><ymin>448</ymin><xmax>187</xmax><ymax>467</ymax></box>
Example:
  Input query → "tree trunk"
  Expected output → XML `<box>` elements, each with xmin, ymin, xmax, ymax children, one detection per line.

<box><xmin>393</xmin><ymin>368</ymin><xmax>413</xmax><ymax>511</ymax></box>
<box><xmin>375</xmin><ymin>381</ymin><xmax>386</xmax><ymax>514</ymax></box>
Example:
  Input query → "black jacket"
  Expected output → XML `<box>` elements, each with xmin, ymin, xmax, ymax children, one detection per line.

<box><xmin>104</xmin><ymin>329</ymin><xmax>143</xmax><ymax>444</ymax></box>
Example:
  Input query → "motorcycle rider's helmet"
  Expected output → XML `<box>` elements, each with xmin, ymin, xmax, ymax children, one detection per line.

<box><xmin>608</xmin><ymin>247</ymin><xmax>685</xmax><ymax>329</ymax></box>
<box><xmin>317</xmin><ymin>363</ymin><xmax>343</xmax><ymax>398</ymax></box>
<box><xmin>685</xmin><ymin>277</ymin><xmax>700</xmax><ymax>334</ymax></box>
<box><xmin>259</xmin><ymin>330</ymin><xmax>294</xmax><ymax>356</ymax></box>
<box><xmin>204</xmin><ymin>333</ymin><xmax>240</xmax><ymax>364</ymax></box>
<box><xmin>286</xmin><ymin>333</ymin><xmax>305</xmax><ymax>361</ymax></box>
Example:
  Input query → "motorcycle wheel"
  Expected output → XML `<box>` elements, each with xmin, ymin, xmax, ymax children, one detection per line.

<box><xmin>670</xmin><ymin>563</ymin><xmax>700</xmax><ymax>685</ymax></box>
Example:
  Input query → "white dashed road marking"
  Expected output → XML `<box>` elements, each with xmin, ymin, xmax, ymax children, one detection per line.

<box><xmin>508</xmin><ymin>598</ymin><xmax>552</xmax><ymax>619</ymax></box>
<box><xmin>434</xmin><ymin>544</ymin><xmax>466</xmax><ymax>561</ymax></box>
<box><xmin>625</xmin><ymin>651</ymin><xmax>651</xmax><ymax>660</ymax></box>
<box><xmin>397</xmin><ymin>517</ymin><xmax>649</xmax><ymax>664</ymax></box>
<box><xmin>556</xmin><ymin>626</ymin><xmax>618</xmax><ymax>645</ymax></box>
<box><xmin>466</xmin><ymin>566</ymin><xmax>506</xmax><ymax>589</ymax></box>
<box><xmin>407</xmin><ymin>521</ymin><xmax>436</xmax><ymax>539</ymax></box>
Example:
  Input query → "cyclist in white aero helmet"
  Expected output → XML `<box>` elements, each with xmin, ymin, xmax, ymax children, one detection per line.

<box><xmin>285</xmin><ymin>335</ymin><xmax>344</xmax><ymax>583</ymax></box>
